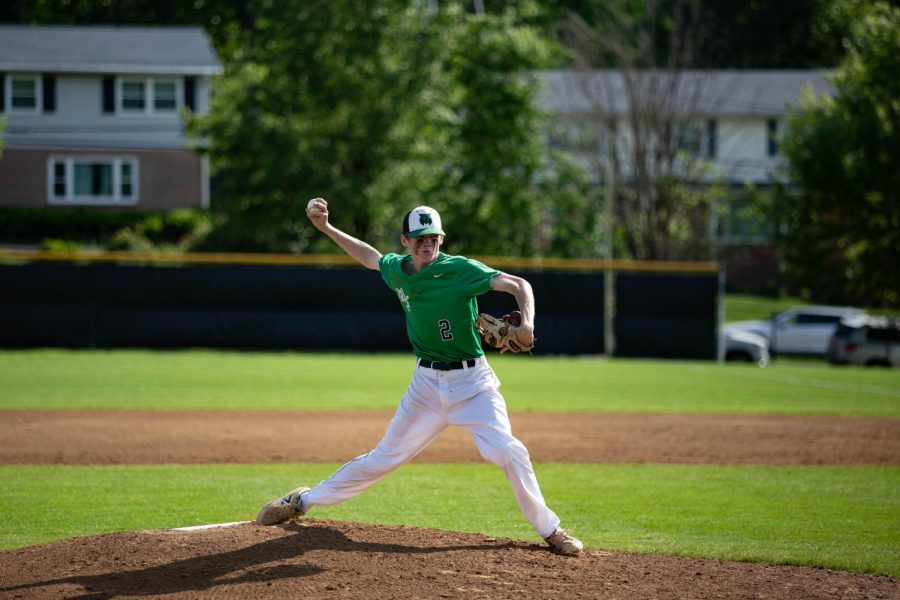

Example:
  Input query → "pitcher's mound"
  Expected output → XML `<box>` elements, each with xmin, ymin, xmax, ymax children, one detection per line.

<box><xmin>1</xmin><ymin>519</ymin><xmax>896</xmax><ymax>599</ymax></box>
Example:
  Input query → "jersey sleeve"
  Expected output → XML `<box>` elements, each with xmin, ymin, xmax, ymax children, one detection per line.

<box><xmin>457</xmin><ymin>258</ymin><xmax>501</xmax><ymax>297</ymax></box>
<box><xmin>378</xmin><ymin>253</ymin><xmax>403</xmax><ymax>287</ymax></box>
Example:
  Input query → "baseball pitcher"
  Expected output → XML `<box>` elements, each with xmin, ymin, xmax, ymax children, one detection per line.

<box><xmin>256</xmin><ymin>199</ymin><xmax>583</xmax><ymax>556</ymax></box>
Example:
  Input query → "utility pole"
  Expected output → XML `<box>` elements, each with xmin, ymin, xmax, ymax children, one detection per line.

<box><xmin>710</xmin><ymin>196</ymin><xmax>725</xmax><ymax>363</ymax></box>
<box><xmin>604</xmin><ymin>132</ymin><xmax>616</xmax><ymax>358</ymax></box>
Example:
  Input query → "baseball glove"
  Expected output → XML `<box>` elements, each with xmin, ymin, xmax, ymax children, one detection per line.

<box><xmin>477</xmin><ymin>310</ymin><xmax>535</xmax><ymax>354</ymax></box>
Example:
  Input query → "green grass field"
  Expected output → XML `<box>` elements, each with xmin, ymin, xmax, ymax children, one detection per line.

<box><xmin>724</xmin><ymin>293</ymin><xmax>812</xmax><ymax>322</ymax></box>
<box><xmin>0</xmin><ymin>349</ymin><xmax>898</xmax><ymax>576</ymax></box>
<box><xmin>2</xmin><ymin>350</ymin><xmax>899</xmax><ymax>414</ymax></box>
<box><xmin>0</xmin><ymin>464</ymin><xmax>897</xmax><ymax>576</ymax></box>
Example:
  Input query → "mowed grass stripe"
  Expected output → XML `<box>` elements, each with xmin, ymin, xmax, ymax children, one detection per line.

<box><xmin>0</xmin><ymin>464</ymin><xmax>897</xmax><ymax>577</ymax></box>
<box><xmin>1</xmin><ymin>350</ymin><xmax>898</xmax><ymax>415</ymax></box>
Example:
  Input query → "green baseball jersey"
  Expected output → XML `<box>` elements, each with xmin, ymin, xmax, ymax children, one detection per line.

<box><xmin>379</xmin><ymin>252</ymin><xmax>501</xmax><ymax>362</ymax></box>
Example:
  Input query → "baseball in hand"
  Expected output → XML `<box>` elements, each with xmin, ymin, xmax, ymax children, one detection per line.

<box><xmin>307</xmin><ymin>198</ymin><xmax>324</xmax><ymax>217</ymax></box>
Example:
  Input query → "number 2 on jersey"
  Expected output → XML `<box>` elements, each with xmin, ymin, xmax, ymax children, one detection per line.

<box><xmin>438</xmin><ymin>319</ymin><xmax>454</xmax><ymax>341</ymax></box>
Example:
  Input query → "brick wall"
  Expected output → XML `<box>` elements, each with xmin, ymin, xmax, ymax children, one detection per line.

<box><xmin>0</xmin><ymin>148</ymin><xmax>203</xmax><ymax>211</ymax></box>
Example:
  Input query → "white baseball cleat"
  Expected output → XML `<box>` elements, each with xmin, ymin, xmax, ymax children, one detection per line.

<box><xmin>545</xmin><ymin>527</ymin><xmax>584</xmax><ymax>556</ymax></box>
<box><xmin>256</xmin><ymin>486</ymin><xmax>310</xmax><ymax>526</ymax></box>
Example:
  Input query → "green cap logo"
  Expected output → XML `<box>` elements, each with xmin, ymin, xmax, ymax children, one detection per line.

<box><xmin>402</xmin><ymin>206</ymin><xmax>445</xmax><ymax>237</ymax></box>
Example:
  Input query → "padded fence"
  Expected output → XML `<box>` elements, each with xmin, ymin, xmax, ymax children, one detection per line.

<box><xmin>0</xmin><ymin>259</ymin><xmax>718</xmax><ymax>358</ymax></box>
<box><xmin>614</xmin><ymin>272</ymin><xmax>719</xmax><ymax>359</ymax></box>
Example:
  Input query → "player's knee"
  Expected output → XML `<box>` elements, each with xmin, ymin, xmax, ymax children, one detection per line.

<box><xmin>370</xmin><ymin>441</ymin><xmax>417</xmax><ymax>472</ymax></box>
<box><xmin>479</xmin><ymin>439</ymin><xmax>529</xmax><ymax>467</ymax></box>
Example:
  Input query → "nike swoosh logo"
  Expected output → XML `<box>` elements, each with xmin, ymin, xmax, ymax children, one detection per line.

<box><xmin>433</xmin><ymin>273</ymin><xmax>445</xmax><ymax>278</ymax></box>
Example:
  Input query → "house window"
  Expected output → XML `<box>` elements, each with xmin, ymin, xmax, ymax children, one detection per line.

<box><xmin>153</xmin><ymin>81</ymin><xmax>177</xmax><ymax>111</ymax></box>
<box><xmin>48</xmin><ymin>157</ymin><xmax>139</xmax><ymax>205</ymax></box>
<box><xmin>677</xmin><ymin>121</ymin><xmax>703</xmax><ymax>156</ymax></box>
<box><xmin>119</xmin><ymin>78</ymin><xmax>179</xmax><ymax>113</ymax></box>
<box><xmin>5</xmin><ymin>74</ymin><xmax>41</xmax><ymax>113</ymax></box>
<box><xmin>121</xmin><ymin>163</ymin><xmax>134</xmax><ymax>196</ymax></box>
<box><xmin>121</xmin><ymin>80</ymin><xmax>146</xmax><ymax>111</ymax></box>
<box><xmin>52</xmin><ymin>162</ymin><xmax>67</xmax><ymax>197</ymax></box>
<box><xmin>767</xmin><ymin>119</ymin><xmax>779</xmax><ymax>156</ymax></box>
<box><xmin>74</xmin><ymin>162</ymin><xmax>114</xmax><ymax>197</ymax></box>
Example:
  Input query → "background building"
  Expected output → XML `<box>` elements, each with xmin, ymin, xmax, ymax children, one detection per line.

<box><xmin>538</xmin><ymin>69</ymin><xmax>836</xmax><ymax>293</ymax></box>
<box><xmin>0</xmin><ymin>25</ymin><xmax>221</xmax><ymax>211</ymax></box>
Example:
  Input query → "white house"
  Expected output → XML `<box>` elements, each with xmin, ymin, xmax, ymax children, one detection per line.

<box><xmin>538</xmin><ymin>69</ymin><xmax>836</xmax><ymax>189</ymax></box>
<box><xmin>0</xmin><ymin>25</ymin><xmax>221</xmax><ymax>211</ymax></box>
<box><xmin>538</xmin><ymin>69</ymin><xmax>836</xmax><ymax>292</ymax></box>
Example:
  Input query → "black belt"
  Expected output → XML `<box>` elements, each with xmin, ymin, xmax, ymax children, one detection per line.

<box><xmin>418</xmin><ymin>358</ymin><xmax>477</xmax><ymax>371</ymax></box>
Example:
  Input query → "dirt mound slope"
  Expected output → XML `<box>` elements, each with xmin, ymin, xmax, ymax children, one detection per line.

<box><xmin>1</xmin><ymin>520</ymin><xmax>896</xmax><ymax>599</ymax></box>
<box><xmin>4</xmin><ymin>411</ymin><xmax>899</xmax><ymax>465</ymax></box>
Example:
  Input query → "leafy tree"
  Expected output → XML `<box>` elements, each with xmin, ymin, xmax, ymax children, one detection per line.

<box><xmin>387</xmin><ymin>7</ymin><xmax>595</xmax><ymax>257</ymax></box>
<box><xmin>3</xmin><ymin>0</ymin><xmax>593</xmax><ymax>256</ymax></box>
<box><xmin>774</xmin><ymin>2</ymin><xmax>899</xmax><ymax>307</ymax></box>
<box><xmin>189</xmin><ymin>1</ymin><xmax>593</xmax><ymax>256</ymax></box>
<box><xmin>551</xmin><ymin>0</ymin><xmax>899</xmax><ymax>69</ymax></box>
<box><xmin>696</xmin><ymin>0</ymin><xmax>848</xmax><ymax>68</ymax></box>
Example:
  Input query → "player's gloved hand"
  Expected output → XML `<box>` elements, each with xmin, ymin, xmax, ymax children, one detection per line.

<box><xmin>477</xmin><ymin>310</ymin><xmax>535</xmax><ymax>354</ymax></box>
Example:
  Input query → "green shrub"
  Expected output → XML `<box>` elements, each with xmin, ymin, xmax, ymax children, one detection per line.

<box><xmin>107</xmin><ymin>210</ymin><xmax>214</xmax><ymax>252</ymax></box>
<box><xmin>39</xmin><ymin>238</ymin><xmax>82</xmax><ymax>252</ymax></box>
<box><xmin>0</xmin><ymin>207</ymin><xmax>141</xmax><ymax>244</ymax></box>
<box><xmin>0</xmin><ymin>207</ymin><xmax>212</xmax><ymax>251</ymax></box>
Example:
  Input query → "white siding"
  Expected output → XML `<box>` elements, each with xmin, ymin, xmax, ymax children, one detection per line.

<box><xmin>548</xmin><ymin>115</ymin><xmax>787</xmax><ymax>186</ymax></box>
<box><xmin>714</xmin><ymin>118</ymin><xmax>783</xmax><ymax>184</ymax></box>
<box><xmin>537</xmin><ymin>70</ymin><xmax>829</xmax><ymax>188</ymax></box>
<box><xmin>3</xmin><ymin>74</ymin><xmax>208</xmax><ymax>150</ymax></box>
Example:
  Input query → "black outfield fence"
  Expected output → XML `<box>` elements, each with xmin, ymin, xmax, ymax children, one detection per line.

<box><xmin>0</xmin><ymin>251</ymin><xmax>720</xmax><ymax>359</ymax></box>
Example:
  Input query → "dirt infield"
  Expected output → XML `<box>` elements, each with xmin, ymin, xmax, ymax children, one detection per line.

<box><xmin>3</xmin><ymin>410</ymin><xmax>899</xmax><ymax>465</ymax></box>
<box><xmin>3</xmin><ymin>411</ymin><xmax>899</xmax><ymax>598</ymax></box>
<box><xmin>1</xmin><ymin>520</ymin><xmax>897</xmax><ymax>599</ymax></box>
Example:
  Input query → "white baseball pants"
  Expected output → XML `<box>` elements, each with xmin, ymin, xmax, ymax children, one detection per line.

<box><xmin>302</xmin><ymin>356</ymin><xmax>561</xmax><ymax>539</ymax></box>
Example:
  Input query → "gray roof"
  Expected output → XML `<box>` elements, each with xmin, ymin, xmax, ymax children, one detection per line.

<box><xmin>0</xmin><ymin>25</ymin><xmax>221</xmax><ymax>75</ymax></box>
<box><xmin>539</xmin><ymin>69</ymin><xmax>836</xmax><ymax>117</ymax></box>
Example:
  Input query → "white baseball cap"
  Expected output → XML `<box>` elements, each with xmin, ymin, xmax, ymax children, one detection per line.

<box><xmin>402</xmin><ymin>206</ymin><xmax>445</xmax><ymax>237</ymax></box>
